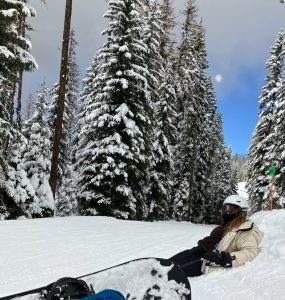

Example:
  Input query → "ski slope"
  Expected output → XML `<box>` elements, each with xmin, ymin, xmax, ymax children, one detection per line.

<box><xmin>0</xmin><ymin>183</ymin><xmax>284</xmax><ymax>299</ymax></box>
<box><xmin>0</xmin><ymin>210</ymin><xmax>285</xmax><ymax>299</ymax></box>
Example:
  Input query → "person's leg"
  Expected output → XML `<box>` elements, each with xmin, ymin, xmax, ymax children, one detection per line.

<box><xmin>170</xmin><ymin>246</ymin><xmax>205</xmax><ymax>265</ymax></box>
<box><xmin>170</xmin><ymin>246</ymin><xmax>205</xmax><ymax>277</ymax></box>
<box><xmin>181</xmin><ymin>260</ymin><xmax>203</xmax><ymax>277</ymax></box>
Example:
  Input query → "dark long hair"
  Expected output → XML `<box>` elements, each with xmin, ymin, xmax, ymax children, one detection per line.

<box><xmin>223</xmin><ymin>215</ymin><xmax>247</xmax><ymax>236</ymax></box>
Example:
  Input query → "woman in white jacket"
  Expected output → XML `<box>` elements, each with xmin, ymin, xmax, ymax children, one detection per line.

<box><xmin>201</xmin><ymin>195</ymin><xmax>264</xmax><ymax>274</ymax></box>
<box><xmin>170</xmin><ymin>195</ymin><xmax>264</xmax><ymax>276</ymax></box>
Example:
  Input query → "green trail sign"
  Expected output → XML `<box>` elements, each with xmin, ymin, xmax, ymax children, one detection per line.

<box><xmin>269</xmin><ymin>165</ymin><xmax>276</xmax><ymax>176</ymax></box>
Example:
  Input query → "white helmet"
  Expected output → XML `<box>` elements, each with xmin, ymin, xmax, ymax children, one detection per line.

<box><xmin>223</xmin><ymin>195</ymin><xmax>249</xmax><ymax>212</ymax></box>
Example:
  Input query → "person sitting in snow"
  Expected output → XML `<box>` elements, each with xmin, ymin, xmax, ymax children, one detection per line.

<box><xmin>170</xmin><ymin>195</ymin><xmax>264</xmax><ymax>276</ymax></box>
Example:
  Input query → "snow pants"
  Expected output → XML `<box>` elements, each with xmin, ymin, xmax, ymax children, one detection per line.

<box><xmin>170</xmin><ymin>246</ymin><xmax>205</xmax><ymax>277</ymax></box>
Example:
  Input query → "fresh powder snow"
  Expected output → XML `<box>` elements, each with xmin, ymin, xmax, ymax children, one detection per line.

<box><xmin>0</xmin><ymin>209</ymin><xmax>284</xmax><ymax>299</ymax></box>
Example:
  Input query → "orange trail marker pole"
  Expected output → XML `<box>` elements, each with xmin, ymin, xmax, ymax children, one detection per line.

<box><xmin>269</xmin><ymin>175</ymin><xmax>275</xmax><ymax>211</ymax></box>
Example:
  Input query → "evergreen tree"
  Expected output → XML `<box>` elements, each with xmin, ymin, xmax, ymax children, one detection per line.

<box><xmin>190</xmin><ymin>22</ymin><xmax>212</xmax><ymax>223</ymax></box>
<box><xmin>77</xmin><ymin>0</ymin><xmax>154</xmax><ymax>220</ymax></box>
<box><xmin>55</xmin><ymin>164</ymin><xmax>78</xmax><ymax>216</ymax></box>
<box><xmin>247</xmin><ymin>30</ymin><xmax>285</xmax><ymax>212</ymax></box>
<box><xmin>231</xmin><ymin>153</ymin><xmax>247</xmax><ymax>182</ymax></box>
<box><xmin>204</xmin><ymin>114</ymin><xmax>231</xmax><ymax>224</ymax></box>
<box><xmin>230</xmin><ymin>164</ymin><xmax>239</xmax><ymax>194</ymax></box>
<box><xmin>271</xmin><ymin>74</ymin><xmax>285</xmax><ymax>208</ymax></box>
<box><xmin>0</xmin><ymin>0</ymin><xmax>37</xmax><ymax>180</ymax></box>
<box><xmin>23</xmin><ymin>93</ymin><xmax>35</xmax><ymax>121</ymax></box>
<box><xmin>171</xmin><ymin>0</ymin><xmax>199</xmax><ymax>221</ymax></box>
<box><xmin>0</xmin><ymin>0</ymin><xmax>37</xmax><ymax>82</ymax></box>
<box><xmin>172</xmin><ymin>0</ymin><xmax>209</xmax><ymax>222</ymax></box>
<box><xmin>147</xmin><ymin>67</ymin><xmax>176</xmax><ymax>220</ymax></box>
<box><xmin>159</xmin><ymin>0</ymin><xmax>176</xmax><ymax>60</ymax></box>
<box><xmin>5</xmin><ymin>135</ymin><xmax>35</xmax><ymax>219</ymax></box>
<box><xmin>20</xmin><ymin>81</ymin><xmax>54</xmax><ymax>218</ymax></box>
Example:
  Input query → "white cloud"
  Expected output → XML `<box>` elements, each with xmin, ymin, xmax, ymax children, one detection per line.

<box><xmin>24</xmin><ymin>0</ymin><xmax>285</xmax><ymax>102</ymax></box>
<box><xmin>215</xmin><ymin>74</ymin><xmax>223</xmax><ymax>83</ymax></box>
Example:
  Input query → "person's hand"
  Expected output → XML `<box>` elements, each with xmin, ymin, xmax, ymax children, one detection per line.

<box><xmin>202</xmin><ymin>251</ymin><xmax>234</xmax><ymax>267</ymax></box>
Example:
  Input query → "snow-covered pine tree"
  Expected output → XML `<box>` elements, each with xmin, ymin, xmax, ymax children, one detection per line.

<box><xmin>0</xmin><ymin>97</ymin><xmax>28</xmax><ymax>219</ymax></box>
<box><xmin>218</xmin><ymin>146</ymin><xmax>234</xmax><ymax>201</ymax></box>
<box><xmin>171</xmin><ymin>0</ymin><xmax>209</xmax><ymax>222</ymax></box>
<box><xmin>204</xmin><ymin>113</ymin><xmax>225</xmax><ymax>224</ymax></box>
<box><xmin>23</xmin><ymin>93</ymin><xmax>34</xmax><ymax>121</ymax></box>
<box><xmin>206</xmin><ymin>116</ymin><xmax>234</xmax><ymax>224</ymax></box>
<box><xmin>152</xmin><ymin>0</ymin><xmax>179</xmax><ymax>149</ymax></box>
<box><xmin>77</xmin><ymin>0</ymin><xmax>154</xmax><ymax>220</ymax></box>
<box><xmin>0</xmin><ymin>0</ymin><xmax>37</xmax><ymax>173</ymax></box>
<box><xmin>190</xmin><ymin>21</ymin><xmax>212</xmax><ymax>223</ymax></box>
<box><xmin>21</xmin><ymin>81</ymin><xmax>54</xmax><ymax>218</ymax></box>
<box><xmin>55</xmin><ymin>164</ymin><xmax>78</xmax><ymax>216</ymax></box>
<box><xmin>231</xmin><ymin>153</ymin><xmax>247</xmax><ymax>182</ymax></box>
<box><xmin>143</xmin><ymin>1</ymin><xmax>173</xmax><ymax>220</ymax></box>
<box><xmin>0</xmin><ymin>0</ymin><xmax>37</xmax><ymax>82</ymax></box>
<box><xmin>5</xmin><ymin>134</ymin><xmax>36</xmax><ymax>219</ymax></box>
<box><xmin>230</xmin><ymin>163</ymin><xmax>239</xmax><ymax>195</ymax></box>
<box><xmin>271</xmin><ymin>73</ymin><xmax>285</xmax><ymax>208</ymax></box>
<box><xmin>247</xmin><ymin>30</ymin><xmax>285</xmax><ymax>212</ymax></box>
<box><xmin>159</xmin><ymin>0</ymin><xmax>176</xmax><ymax>60</ymax></box>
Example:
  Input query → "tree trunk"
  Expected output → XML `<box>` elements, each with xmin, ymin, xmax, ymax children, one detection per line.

<box><xmin>7</xmin><ymin>82</ymin><xmax>16</xmax><ymax>123</ymax></box>
<box><xmin>16</xmin><ymin>13</ymin><xmax>26</xmax><ymax>130</ymax></box>
<box><xmin>16</xmin><ymin>72</ymin><xmax>23</xmax><ymax>129</ymax></box>
<box><xmin>187</xmin><ymin>138</ymin><xmax>197</xmax><ymax>222</ymax></box>
<box><xmin>50</xmin><ymin>0</ymin><xmax>73</xmax><ymax>197</ymax></box>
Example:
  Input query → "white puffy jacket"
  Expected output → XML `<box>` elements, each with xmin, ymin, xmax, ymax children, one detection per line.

<box><xmin>202</xmin><ymin>220</ymin><xmax>264</xmax><ymax>274</ymax></box>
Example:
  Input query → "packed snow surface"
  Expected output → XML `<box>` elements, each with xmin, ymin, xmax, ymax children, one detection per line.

<box><xmin>237</xmin><ymin>181</ymin><xmax>248</xmax><ymax>199</ymax></box>
<box><xmin>1</xmin><ymin>209</ymin><xmax>285</xmax><ymax>299</ymax></box>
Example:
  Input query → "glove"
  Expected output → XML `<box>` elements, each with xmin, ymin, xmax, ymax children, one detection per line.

<box><xmin>202</xmin><ymin>251</ymin><xmax>234</xmax><ymax>267</ymax></box>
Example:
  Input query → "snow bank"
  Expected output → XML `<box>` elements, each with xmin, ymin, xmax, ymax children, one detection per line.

<box><xmin>0</xmin><ymin>209</ymin><xmax>285</xmax><ymax>299</ymax></box>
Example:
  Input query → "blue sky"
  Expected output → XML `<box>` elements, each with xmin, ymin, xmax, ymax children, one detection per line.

<box><xmin>24</xmin><ymin>0</ymin><xmax>285</xmax><ymax>155</ymax></box>
<box><xmin>212</xmin><ymin>68</ymin><xmax>265</xmax><ymax>155</ymax></box>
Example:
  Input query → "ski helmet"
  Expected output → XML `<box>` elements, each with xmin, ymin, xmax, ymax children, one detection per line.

<box><xmin>223</xmin><ymin>195</ymin><xmax>249</xmax><ymax>211</ymax></box>
<box><xmin>222</xmin><ymin>195</ymin><xmax>249</xmax><ymax>223</ymax></box>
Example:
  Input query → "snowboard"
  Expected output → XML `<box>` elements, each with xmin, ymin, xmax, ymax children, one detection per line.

<box><xmin>0</xmin><ymin>257</ymin><xmax>191</xmax><ymax>300</ymax></box>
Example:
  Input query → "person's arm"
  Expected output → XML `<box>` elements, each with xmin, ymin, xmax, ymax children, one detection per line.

<box><xmin>230</xmin><ymin>233</ymin><xmax>261</xmax><ymax>267</ymax></box>
<box><xmin>198</xmin><ymin>225</ymin><xmax>224</xmax><ymax>251</ymax></box>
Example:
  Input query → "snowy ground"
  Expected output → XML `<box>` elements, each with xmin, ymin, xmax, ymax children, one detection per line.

<box><xmin>1</xmin><ymin>209</ymin><xmax>285</xmax><ymax>299</ymax></box>
<box><xmin>238</xmin><ymin>182</ymin><xmax>248</xmax><ymax>199</ymax></box>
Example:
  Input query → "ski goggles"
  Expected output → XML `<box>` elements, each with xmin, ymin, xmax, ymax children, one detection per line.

<box><xmin>222</xmin><ymin>204</ymin><xmax>240</xmax><ymax>215</ymax></box>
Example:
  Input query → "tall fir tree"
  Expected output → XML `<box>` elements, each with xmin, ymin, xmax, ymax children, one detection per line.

<box><xmin>20</xmin><ymin>81</ymin><xmax>54</xmax><ymax>218</ymax></box>
<box><xmin>143</xmin><ymin>0</ymin><xmax>171</xmax><ymax>220</ymax></box>
<box><xmin>272</xmin><ymin>78</ymin><xmax>285</xmax><ymax>208</ymax></box>
<box><xmin>204</xmin><ymin>115</ymin><xmax>233</xmax><ymax>224</ymax></box>
<box><xmin>190</xmin><ymin>21</ymin><xmax>212</xmax><ymax>223</ymax></box>
<box><xmin>77</xmin><ymin>0</ymin><xmax>154</xmax><ymax>220</ymax></box>
<box><xmin>230</xmin><ymin>164</ymin><xmax>239</xmax><ymax>195</ymax></box>
<box><xmin>247</xmin><ymin>30</ymin><xmax>285</xmax><ymax>212</ymax></box>
<box><xmin>172</xmin><ymin>0</ymin><xmax>210</xmax><ymax>222</ymax></box>
<box><xmin>5</xmin><ymin>134</ymin><xmax>35</xmax><ymax>219</ymax></box>
<box><xmin>0</xmin><ymin>0</ymin><xmax>37</xmax><ymax>183</ymax></box>
<box><xmin>159</xmin><ymin>0</ymin><xmax>176</xmax><ymax>61</ymax></box>
<box><xmin>0</xmin><ymin>0</ymin><xmax>37</xmax><ymax>82</ymax></box>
